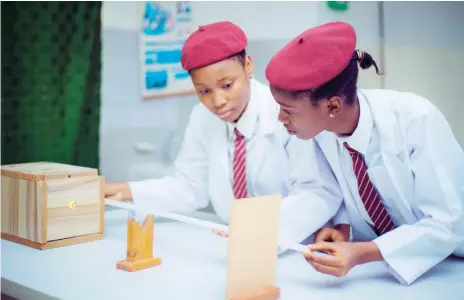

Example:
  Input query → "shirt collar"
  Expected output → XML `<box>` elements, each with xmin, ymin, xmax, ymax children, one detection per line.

<box><xmin>336</xmin><ymin>90</ymin><xmax>373</xmax><ymax>155</ymax></box>
<box><xmin>227</xmin><ymin>80</ymin><xmax>259</xmax><ymax>141</ymax></box>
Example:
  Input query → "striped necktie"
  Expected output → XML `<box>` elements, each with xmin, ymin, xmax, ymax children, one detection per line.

<box><xmin>233</xmin><ymin>128</ymin><xmax>248</xmax><ymax>199</ymax></box>
<box><xmin>344</xmin><ymin>142</ymin><xmax>396</xmax><ymax>235</ymax></box>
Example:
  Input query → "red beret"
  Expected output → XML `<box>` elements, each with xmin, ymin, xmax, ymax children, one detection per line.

<box><xmin>265</xmin><ymin>22</ymin><xmax>357</xmax><ymax>91</ymax></box>
<box><xmin>181</xmin><ymin>21</ymin><xmax>248</xmax><ymax>71</ymax></box>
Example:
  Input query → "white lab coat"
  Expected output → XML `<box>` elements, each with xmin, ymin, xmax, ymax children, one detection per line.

<box><xmin>129</xmin><ymin>79</ymin><xmax>343</xmax><ymax>248</ymax></box>
<box><xmin>316</xmin><ymin>89</ymin><xmax>464</xmax><ymax>285</ymax></box>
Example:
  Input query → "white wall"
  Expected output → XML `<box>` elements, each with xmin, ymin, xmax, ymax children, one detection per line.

<box><xmin>102</xmin><ymin>1</ymin><xmax>320</xmax><ymax>38</ymax></box>
<box><xmin>383</xmin><ymin>1</ymin><xmax>464</xmax><ymax>145</ymax></box>
<box><xmin>317</xmin><ymin>1</ymin><xmax>382</xmax><ymax>90</ymax></box>
<box><xmin>99</xmin><ymin>1</ymin><xmax>464</xmax><ymax>183</ymax></box>
<box><xmin>99</xmin><ymin>1</ymin><xmax>321</xmax><ymax>182</ymax></box>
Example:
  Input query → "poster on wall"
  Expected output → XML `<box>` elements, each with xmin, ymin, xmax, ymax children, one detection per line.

<box><xmin>139</xmin><ymin>1</ymin><xmax>196</xmax><ymax>100</ymax></box>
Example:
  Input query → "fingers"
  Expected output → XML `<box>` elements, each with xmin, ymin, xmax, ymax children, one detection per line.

<box><xmin>315</xmin><ymin>228</ymin><xmax>333</xmax><ymax>243</ymax></box>
<box><xmin>304</xmin><ymin>249</ymin><xmax>339</xmax><ymax>267</ymax></box>
<box><xmin>305</xmin><ymin>258</ymin><xmax>346</xmax><ymax>277</ymax></box>
<box><xmin>212</xmin><ymin>229</ymin><xmax>229</xmax><ymax>237</ymax></box>
<box><xmin>307</xmin><ymin>260</ymin><xmax>339</xmax><ymax>277</ymax></box>
<box><xmin>331</xmin><ymin>232</ymin><xmax>346</xmax><ymax>242</ymax></box>
<box><xmin>307</xmin><ymin>241</ymin><xmax>336</xmax><ymax>253</ymax></box>
<box><xmin>107</xmin><ymin>192</ymin><xmax>123</xmax><ymax>201</ymax></box>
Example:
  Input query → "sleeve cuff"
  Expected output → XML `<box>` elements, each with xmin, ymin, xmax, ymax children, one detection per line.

<box><xmin>333</xmin><ymin>204</ymin><xmax>350</xmax><ymax>225</ymax></box>
<box><xmin>374</xmin><ymin>234</ymin><xmax>418</xmax><ymax>286</ymax></box>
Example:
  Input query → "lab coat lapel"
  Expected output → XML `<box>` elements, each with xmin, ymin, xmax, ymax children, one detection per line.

<box><xmin>246</xmin><ymin>79</ymin><xmax>277</xmax><ymax>191</ymax></box>
<box><xmin>316</xmin><ymin>132</ymin><xmax>358</xmax><ymax>213</ymax></box>
<box><xmin>209</xmin><ymin>119</ymin><xmax>234</xmax><ymax>203</ymax></box>
<box><xmin>316</xmin><ymin>131</ymin><xmax>378</xmax><ymax>239</ymax></box>
<box><xmin>363</xmin><ymin>91</ymin><xmax>416</xmax><ymax>224</ymax></box>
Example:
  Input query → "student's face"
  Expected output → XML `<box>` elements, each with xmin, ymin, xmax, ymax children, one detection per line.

<box><xmin>270</xmin><ymin>86</ymin><xmax>330</xmax><ymax>140</ymax></box>
<box><xmin>190</xmin><ymin>56</ymin><xmax>253</xmax><ymax>123</ymax></box>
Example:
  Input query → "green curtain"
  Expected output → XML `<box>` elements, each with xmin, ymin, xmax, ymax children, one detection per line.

<box><xmin>1</xmin><ymin>1</ymin><xmax>102</xmax><ymax>169</ymax></box>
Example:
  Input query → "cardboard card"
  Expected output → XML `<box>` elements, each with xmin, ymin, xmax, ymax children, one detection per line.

<box><xmin>226</xmin><ymin>194</ymin><xmax>281</xmax><ymax>299</ymax></box>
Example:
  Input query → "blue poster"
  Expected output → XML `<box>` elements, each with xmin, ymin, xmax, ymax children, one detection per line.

<box><xmin>140</xmin><ymin>1</ymin><xmax>195</xmax><ymax>99</ymax></box>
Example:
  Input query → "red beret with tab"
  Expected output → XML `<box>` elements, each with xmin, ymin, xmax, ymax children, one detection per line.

<box><xmin>265</xmin><ymin>22</ymin><xmax>357</xmax><ymax>91</ymax></box>
<box><xmin>181</xmin><ymin>21</ymin><xmax>248</xmax><ymax>71</ymax></box>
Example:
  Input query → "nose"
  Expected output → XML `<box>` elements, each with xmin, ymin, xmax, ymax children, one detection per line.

<box><xmin>278</xmin><ymin>108</ymin><xmax>289</xmax><ymax>125</ymax></box>
<box><xmin>212</xmin><ymin>93</ymin><xmax>227</xmax><ymax>108</ymax></box>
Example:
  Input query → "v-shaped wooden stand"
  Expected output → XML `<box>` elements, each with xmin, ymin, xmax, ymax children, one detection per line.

<box><xmin>117</xmin><ymin>215</ymin><xmax>162</xmax><ymax>272</ymax></box>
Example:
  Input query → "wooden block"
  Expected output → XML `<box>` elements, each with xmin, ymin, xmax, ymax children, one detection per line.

<box><xmin>1</xmin><ymin>162</ymin><xmax>104</xmax><ymax>249</ymax></box>
<box><xmin>230</xmin><ymin>286</ymin><xmax>280</xmax><ymax>300</ymax></box>
<box><xmin>226</xmin><ymin>194</ymin><xmax>281</xmax><ymax>300</ymax></box>
<box><xmin>117</xmin><ymin>215</ymin><xmax>162</xmax><ymax>272</ymax></box>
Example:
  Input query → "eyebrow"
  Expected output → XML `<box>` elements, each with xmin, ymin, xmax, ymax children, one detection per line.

<box><xmin>194</xmin><ymin>83</ymin><xmax>207</xmax><ymax>88</ymax></box>
<box><xmin>277</xmin><ymin>102</ymin><xmax>295</xmax><ymax>109</ymax></box>
<box><xmin>194</xmin><ymin>75</ymin><xmax>236</xmax><ymax>87</ymax></box>
<box><xmin>217</xmin><ymin>75</ymin><xmax>236</xmax><ymax>82</ymax></box>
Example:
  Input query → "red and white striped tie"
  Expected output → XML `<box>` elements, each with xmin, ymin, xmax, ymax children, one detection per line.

<box><xmin>233</xmin><ymin>128</ymin><xmax>248</xmax><ymax>199</ymax></box>
<box><xmin>344</xmin><ymin>142</ymin><xmax>396</xmax><ymax>235</ymax></box>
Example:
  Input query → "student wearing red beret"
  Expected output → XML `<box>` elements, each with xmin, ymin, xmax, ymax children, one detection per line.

<box><xmin>265</xmin><ymin>21</ymin><xmax>464</xmax><ymax>285</ymax></box>
<box><xmin>105</xmin><ymin>21</ymin><xmax>345</xmax><ymax>250</ymax></box>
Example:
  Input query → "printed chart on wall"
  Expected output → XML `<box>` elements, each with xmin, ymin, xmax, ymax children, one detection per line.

<box><xmin>139</xmin><ymin>1</ymin><xmax>196</xmax><ymax>100</ymax></box>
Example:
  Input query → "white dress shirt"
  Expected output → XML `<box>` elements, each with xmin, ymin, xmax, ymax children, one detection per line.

<box><xmin>226</xmin><ymin>92</ymin><xmax>259</xmax><ymax>197</ymax></box>
<box><xmin>336</xmin><ymin>93</ymin><xmax>405</xmax><ymax>229</ymax></box>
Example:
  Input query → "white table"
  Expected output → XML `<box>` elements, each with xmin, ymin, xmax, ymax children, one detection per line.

<box><xmin>2</xmin><ymin>209</ymin><xmax>464</xmax><ymax>300</ymax></box>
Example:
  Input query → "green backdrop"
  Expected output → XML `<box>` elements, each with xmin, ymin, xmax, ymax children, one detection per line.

<box><xmin>1</xmin><ymin>1</ymin><xmax>102</xmax><ymax>169</ymax></box>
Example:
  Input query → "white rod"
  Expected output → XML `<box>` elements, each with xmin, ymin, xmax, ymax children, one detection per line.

<box><xmin>105</xmin><ymin>198</ymin><xmax>229</xmax><ymax>232</ymax></box>
<box><xmin>104</xmin><ymin>198</ymin><xmax>307</xmax><ymax>254</ymax></box>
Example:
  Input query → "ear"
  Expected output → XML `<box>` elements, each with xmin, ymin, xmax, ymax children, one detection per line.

<box><xmin>245</xmin><ymin>55</ymin><xmax>253</xmax><ymax>77</ymax></box>
<box><xmin>326</xmin><ymin>96</ymin><xmax>342</xmax><ymax>117</ymax></box>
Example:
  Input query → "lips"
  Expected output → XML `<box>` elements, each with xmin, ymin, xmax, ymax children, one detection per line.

<box><xmin>217</xmin><ymin>109</ymin><xmax>233</xmax><ymax>120</ymax></box>
<box><xmin>285</xmin><ymin>126</ymin><xmax>297</xmax><ymax>135</ymax></box>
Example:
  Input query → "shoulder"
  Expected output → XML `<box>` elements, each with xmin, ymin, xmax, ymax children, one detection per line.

<box><xmin>189</xmin><ymin>102</ymin><xmax>216</xmax><ymax>124</ymax></box>
<box><xmin>362</xmin><ymin>89</ymin><xmax>454</xmax><ymax>148</ymax></box>
<box><xmin>362</xmin><ymin>88</ymin><xmax>444</xmax><ymax>124</ymax></box>
<box><xmin>251</xmin><ymin>78</ymin><xmax>281</xmax><ymax>129</ymax></box>
<box><xmin>252</xmin><ymin>78</ymin><xmax>278</xmax><ymax>106</ymax></box>
<box><xmin>185</xmin><ymin>102</ymin><xmax>221</xmax><ymax>137</ymax></box>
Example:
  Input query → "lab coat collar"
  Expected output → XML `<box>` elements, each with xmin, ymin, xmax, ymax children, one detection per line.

<box><xmin>252</xmin><ymin>78</ymin><xmax>279</xmax><ymax>136</ymax></box>
<box><xmin>336</xmin><ymin>90</ymin><xmax>373</xmax><ymax>155</ymax></box>
<box><xmin>361</xmin><ymin>89</ymin><xmax>403</xmax><ymax>156</ymax></box>
<box><xmin>225</xmin><ymin>78</ymin><xmax>277</xmax><ymax>143</ymax></box>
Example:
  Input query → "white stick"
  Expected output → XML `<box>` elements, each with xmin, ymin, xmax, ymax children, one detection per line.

<box><xmin>104</xmin><ymin>198</ymin><xmax>307</xmax><ymax>254</ymax></box>
<box><xmin>105</xmin><ymin>199</ymin><xmax>229</xmax><ymax>232</ymax></box>
<box><xmin>283</xmin><ymin>243</ymin><xmax>308</xmax><ymax>253</ymax></box>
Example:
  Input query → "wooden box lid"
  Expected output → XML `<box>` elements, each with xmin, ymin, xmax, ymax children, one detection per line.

<box><xmin>1</xmin><ymin>162</ymin><xmax>98</xmax><ymax>181</ymax></box>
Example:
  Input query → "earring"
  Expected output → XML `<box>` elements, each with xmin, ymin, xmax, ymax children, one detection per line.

<box><xmin>329</xmin><ymin>114</ymin><xmax>335</xmax><ymax>119</ymax></box>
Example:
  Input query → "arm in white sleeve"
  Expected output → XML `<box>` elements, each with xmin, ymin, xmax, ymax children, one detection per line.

<box><xmin>277</xmin><ymin>134</ymin><xmax>344</xmax><ymax>250</ymax></box>
<box><xmin>332</xmin><ymin>202</ymin><xmax>350</xmax><ymax>225</ymax></box>
<box><xmin>373</xmin><ymin>106</ymin><xmax>464</xmax><ymax>285</ymax></box>
<box><xmin>129</xmin><ymin>105</ymin><xmax>210</xmax><ymax>214</ymax></box>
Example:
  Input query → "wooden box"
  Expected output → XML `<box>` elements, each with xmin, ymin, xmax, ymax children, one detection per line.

<box><xmin>1</xmin><ymin>162</ymin><xmax>104</xmax><ymax>250</ymax></box>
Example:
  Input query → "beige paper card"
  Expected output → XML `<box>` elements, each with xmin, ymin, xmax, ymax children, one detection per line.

<box><xmin>226</xmin><ymin>194</ymin><xmax>281</xmax><ymax>299</ymax></box>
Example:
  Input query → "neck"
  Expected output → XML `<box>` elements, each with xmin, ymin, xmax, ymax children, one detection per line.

<box><xmin>233</xmin><ymin>101</ymin><xmax>249</xmax><ymax>123</ymax></box>
<box><xmin>232</xmin><ymin>81</ymin><xmax>252</xmax><ymax>123</ymax></box>
<box><xmin>332</xmin><ymin>97</ymin><xmax>360</xmax><ymax>136</ymax></box>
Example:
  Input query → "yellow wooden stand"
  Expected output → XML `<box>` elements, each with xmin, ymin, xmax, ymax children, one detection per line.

<box><xmin>117</xmin><ymin>215</ymin><xmax>162</xmax><ymax>272</ymax></box>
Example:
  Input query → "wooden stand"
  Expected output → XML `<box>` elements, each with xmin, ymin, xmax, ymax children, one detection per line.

<box><xmin>230</xmin><ymin>286</ymin><xmax>280</xmax><ymax>300</ymax></box>
<box><xmin>116</xmin><ymin>215</ymin><xmax>161</xmax><ymax>272</ymax></box>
